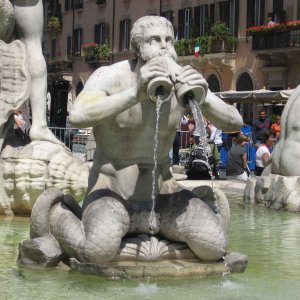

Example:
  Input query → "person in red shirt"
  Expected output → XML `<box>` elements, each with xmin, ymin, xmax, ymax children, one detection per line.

<box><xmin>271</xmin><ymin>115</ymin><xmax>281</xmax><ymax>141</ymax></box>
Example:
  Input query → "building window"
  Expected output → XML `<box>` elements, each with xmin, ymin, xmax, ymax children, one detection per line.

<box><xmin>210</xmin><ymin>4</ymin><xmax>215</xmax><ymax>26</ymax></box>
<box><xmin>67</xmin><ymin>36</ymin><xmax>72</xmax><ymax>58</ymax></box>
<box><xmin>184</xmin><ymin>9</ymin><xmax>190</xmax><ymax>39</ymax></box>
<box><xmin>247</xmin><ymin>0</ymin><xmax>265</xmax><ymax>27</ymax></box>
<box><xmin>95</xmin><ymin>23</ymin><xmax>108</xmax><ymax>45</ymax></box>
<box><xmin>65</xmin><ymin>0</ymin><xmax>82</xmax><ymax>10</ymax></box>
<box><xmin>96</xmin><ymin>0</ymin><xmax>106</xmax><ymax>5</ymax></box>
<box><xmin>65</xmin><ymin>0</ymin><xmax>73</xmax><ymax>11</ymax></box>
<box><xmin>194</xmin><ymin>5</ymin><xmax>208</xmax><ymax>37</ymax></box>
<box><xmin>219</xmin><ymin>0</ymin><xmax>239</xmax><ymax>36</ymax></box>
<box><xmin>75</xmin><ymin>0</ymin><xmax>83</xmax><ymax>9</ymax></box>
<box><xmin>178</xmin><ymin>8</ymin><xmax>192</xmax><ymax>39</ymax></box>
<box><xmin>161</xmin><ymin>10</ymin><xmax>174</xmax><ymax>24</ymax></box>
<box><xmin>119</xmin><ymin>19</ymin><xmax>130</xmax><ymax>51</ymax></box>
<box><xmin>273</xmin><ymin>0</ymin><xmax>285</xmax><ymax>23</ymax></box>
<box><xmin>74</xmin><ymin>28</ymin><xmax>83</xmax><ymax>55</ymax></box>
<box><xmin>51</xmin><ymin>39</ymin><xmax>56</xmax><ymax>58</ymax></box>
<box><xmin>229</xmin><ymin>0</ymin><xmax>239</xmax><ymax>36</ymax></box>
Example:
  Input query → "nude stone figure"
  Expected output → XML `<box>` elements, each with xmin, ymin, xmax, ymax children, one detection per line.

<box><xmin>271</xmin><ymin>85</ymin><xmax>300</xmax><ymax>176</ymax></box>
<box><xmin>20</xmin><ymin>16</ymin><xmax>243</xmax><ymax>266</ymax></box>
<box><xmin>2</xmin><ymin>0</ymin><xmax>62</xmax><ymax>144</ymax></box>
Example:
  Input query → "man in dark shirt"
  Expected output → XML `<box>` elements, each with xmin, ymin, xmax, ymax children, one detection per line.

<box><xmin>253</xmin><ymin>110</ymin><xmax>272</xmax><ymax>147</ymax></box>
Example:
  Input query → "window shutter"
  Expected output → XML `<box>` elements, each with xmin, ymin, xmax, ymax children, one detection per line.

<box><xmin>234</xmin><ymin>0</ymin><xmax>239</xmax><ymax>36</ymax></box>
<box><xmin>105</xmin><ymin>23</ymin><xmax>110</xmax><ymax>43</ymax></box>
<box><xmin>188</xmin><ymin>7</ymin><xmax>193</xmax><ymax>38</ymax></box>
<box><xmin>259</xmin><ymin>0</ymin><xmax>265</xmax><ymax>26</ymax></box>
<box><xmin>65</xmin><ymin>0</ymin><xmax>68</xmax><ymax>11</ymax></box>
<box><xmin>246</xmin><ymin>0</ymin><xmax>254</xmax><ymax>28</ymax></box>
<box><xmin>126</xmin><ymin>19</ymin><xmax>131</xmax><ymax>50</ymax></box>
<box><xmin>178</xmin><ymin>9</ymin><xmax>184</xmax><ymax>39</ymax></box>
<box><xmin>119</xmin><ymin>20</ymin><xmax>124</xmax><ymax>50</ymax></box>
<box><xmin>209</xmin><ymin>4</ymin><xmax>215</xmax><ymax>28</ymax></box>
<box><xmin>94</xmin><ymin>24</ymin><xmax>100</xmax><ymax>44</ymax></box>
<box><xmin>194</xmin><ymin>6</ymin><xmax>201</xmax><ymax>37</ymax></box>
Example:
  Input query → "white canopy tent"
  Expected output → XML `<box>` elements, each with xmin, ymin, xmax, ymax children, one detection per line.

<box><xmin>215</xmin><ymin>89</ymin><xmax>295</xmax><ymax>104</ymax></box>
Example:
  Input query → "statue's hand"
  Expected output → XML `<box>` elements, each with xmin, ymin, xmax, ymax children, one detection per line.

<box><xmin>173</xmin><ymin>66</ymin><xmax>208</xmax><ymax>104</ymax></box>
<box><xmin>137</xmin><ymin>58</ymin><xmax>169</xmax><ymax>100</ymax></box>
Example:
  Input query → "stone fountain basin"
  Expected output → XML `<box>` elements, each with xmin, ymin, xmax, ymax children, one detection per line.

<box><xmin>69</xmin><ymin>252</ymin><xmax>248</xmax><ymax>278</ymax></box>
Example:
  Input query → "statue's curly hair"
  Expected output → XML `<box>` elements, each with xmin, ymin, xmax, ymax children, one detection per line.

<box><xmin>130</xmin><ymin>16</ymin><xmax>174</xmax><ymax>57</ymax></box>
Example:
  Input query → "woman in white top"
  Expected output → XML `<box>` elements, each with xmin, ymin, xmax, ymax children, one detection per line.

<box><xmin>255</xmin><ymin>129</ymin><xmax>276</xmax><ymax>176</ymax></box>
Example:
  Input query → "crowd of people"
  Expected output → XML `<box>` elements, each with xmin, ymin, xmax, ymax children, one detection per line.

<box><xmin>172</xmin><ymin>108</ymin><xmax>281</xmax><ymax>182</ymax></box>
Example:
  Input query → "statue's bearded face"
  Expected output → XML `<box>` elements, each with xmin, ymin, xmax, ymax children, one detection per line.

<box><xmin>139</xmin><ymin>25</ymin><xmax>177</xmax><ymax>62</ymax></box>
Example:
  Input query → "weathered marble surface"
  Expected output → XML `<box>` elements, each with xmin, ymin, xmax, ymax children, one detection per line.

<box><xmin>0</xmin><ymin>0</ymin><xmax>15</xmax><ymax>42</ymax></box>
<box><xmin>0</xmin><ymin>141</ymin><xmax>88</xmax><ymax>214</ymax></box>
<box><xmin>272</xmin><ymin>86</ymin><xmax>300</xmax><ymax>176</ymax></box>
<box><xmin>0</xmin><ymin>40</ymin><xmax>30</xmax><ymax>127</ymax></box>
<box><xmin>244</xmin><ymin>174</ymin><xmax>300</xmax><ymax>211</ymax></box>
<box><xmin>18</xmin><ymin>16</ymin><xmax>245</xmax><ymax>270</ymax></box>
<box><xmin>69</xmin><ymin>252</ymin><xmax>248</xmax><ymax>278</ymax></box>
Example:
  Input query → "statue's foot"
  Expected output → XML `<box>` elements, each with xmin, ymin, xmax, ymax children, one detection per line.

<box><xmin>29</xmin><ymin>126</ymin><xmax>67</xmax><ymax>148</ymax></box>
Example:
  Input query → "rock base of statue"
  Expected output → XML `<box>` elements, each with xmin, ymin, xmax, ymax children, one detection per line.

<box><xmin>18</xmin><ymin>232</ymin><xmax>248</xmax><ymax>277</ymax></box>
<box><xmin>69</xmin><ymin>252</ymin><xmax>248</xmax><ymax>278</ymax></box>
<box><xmin>244</xmin><ymin>172</ymin><xmax>300</xmax><ymax>211</ymax></box>
<box><xmin>0</xmin><ymin>140</ymin><xmax>88</xmax><ymax>214</ymax></box>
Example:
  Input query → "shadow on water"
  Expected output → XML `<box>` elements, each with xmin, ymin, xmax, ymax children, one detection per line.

<box><xmin>1</xmin><ymin>193</ymin><xmax>300</xmax><ymax>300</ymax></box>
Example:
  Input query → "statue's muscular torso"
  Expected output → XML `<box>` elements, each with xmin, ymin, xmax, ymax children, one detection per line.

<box><xmin>84</xmin><ymin>60</ymin><xmax>184</xmax><ymax>201</ymax></box>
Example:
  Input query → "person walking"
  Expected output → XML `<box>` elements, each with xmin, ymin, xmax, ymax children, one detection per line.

<box><xmin>226</xmin><ymin>134</ymin><xmax>249</xmax><ymax>181</ymax></box>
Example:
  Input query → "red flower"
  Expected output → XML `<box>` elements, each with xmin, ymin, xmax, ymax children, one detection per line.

<box><xmin>247</xmin><ymin>20</ymin><xmax>300</xmax><ymax>34</ymax></box>
<box><xmin>82</xmin><ymin>42</ymin><xmax>98</xmax><ymax>49</ymax></box>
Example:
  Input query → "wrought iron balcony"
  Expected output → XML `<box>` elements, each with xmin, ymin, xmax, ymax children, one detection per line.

<box><xmin>251</xmin><ymin>28</ymin><xmax>300</xmax><ymax>51</ymax></box>
<box><xmin>47</xmin><ymin>60</ymin><xmax>73</xmax><ymax>74</ymax></box>
<box><xmin>96</xmin><ymin>0</ymin><xmax>106</xmax><ymax>5</ymax></box>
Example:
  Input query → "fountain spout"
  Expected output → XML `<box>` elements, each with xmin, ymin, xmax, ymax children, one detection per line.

<box><xmin>147</xmin><ymin>76</ymin><xmax>174</xmax><ymax>103</ymax></box>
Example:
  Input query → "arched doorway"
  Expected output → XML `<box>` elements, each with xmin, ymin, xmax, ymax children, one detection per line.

<box><xmin>236</xmin><ymin>73</ymin><xmax>253</xmax><ymax>91</ymax></box>
<box><xmin>236</xmin><ymin>72</ymin><xmax>254</xmax><ymax>125</ymax></box>
<box><xmin>76</xmin><ymin>81</ymin><xmax>84</xmax><ymax>96</ymax></box>
<box><xmin>49</xmin><ymin>80</ymin><xmax>69</xmax><ymax>128</ymax></box>
<box><xmin>207</xmin><ymin>74</ymin><xmax>221</xmax><ymax>92</ymax></box>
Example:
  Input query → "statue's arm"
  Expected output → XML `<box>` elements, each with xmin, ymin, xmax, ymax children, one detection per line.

<box><xmin>201</xmin><ymin>90</ymin><xmax>243</xmax><ymax>132</ymax></box>
<box><xmin>69</xmin><ymin>70</ymin><xmax>139</xmax><ymax>128</ymax></box>
<box><xmin>70</xmin><ymin>86</ymin><xmax>138</xmax><ymax>128</ymax></box>
<box><xmin>70</xmin><ymin>60</ymin><xmax>169</xmax><ymax>128</ymax></box>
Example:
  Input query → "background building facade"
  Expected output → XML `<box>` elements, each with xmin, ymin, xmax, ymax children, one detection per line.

<box><xmin>45</xmin><ymin>0</ymin><xmax>300</xmax><ymax>127</ymax></box>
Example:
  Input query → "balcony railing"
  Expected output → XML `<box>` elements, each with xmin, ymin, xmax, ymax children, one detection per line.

<box><xmin>47</xmin><ymin>60</ymin><xmax>73</xmax><ymax>73</ymax></box>
<box><xmin>175</xmin><ymin>38</ymin><xmax>236</xmax><ymax>57</ymax></box>
<box><xmin>96</xmin><ymin>0</ymin><xmax>106</xmax><ymax>5</ymax></box>
<box><xmin>251</xmin><ymin>28</ymin><xmax>300</xmax><ymax>50</ymax></box>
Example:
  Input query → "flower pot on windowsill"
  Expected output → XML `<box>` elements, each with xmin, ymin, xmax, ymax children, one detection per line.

<box><xmin>85</xmin><ymin>55</ymin><xmax>98</xmax><ymax>64</ymax></box>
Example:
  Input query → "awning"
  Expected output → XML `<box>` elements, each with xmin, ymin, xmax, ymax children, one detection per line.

<box><xmin>215</xmin><ymin>89</ymin><xmax>295</xmax><ymax>104</ymax></box>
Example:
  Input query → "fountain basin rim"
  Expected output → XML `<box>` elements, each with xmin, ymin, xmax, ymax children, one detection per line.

<box><xmin>69</xmin><ymin>254</ymin><xmax>247</xmax><ymax>278</ymax></box>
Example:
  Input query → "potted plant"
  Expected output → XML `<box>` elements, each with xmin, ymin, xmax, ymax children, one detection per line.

<box><xmin>209</xmin><ymin>22</ymin><xmax>237</xmax><ymax>53</ymax></box>
<box><xmin>83</xmin><ymin>42</ymin><xmax>110</xmax><ymax>63</ymax></box>
<box><xmin>175</xmin><ymin>39</ymin><xmax>194</xmax><ymax>56</ymax></box>
<box><xmin>82</xmin><ymin>42</ymin><xmax>99</xmax><ymax>63</ymax></box>
<box><xmin>48</xmin><ymin>16</ymin><xmax>61</xmax><ymax>36</ymax></box>
<box><xmin>95</xmin><ymin>42</ymin><xmax>110</xmax><ymax>61</ymax></box>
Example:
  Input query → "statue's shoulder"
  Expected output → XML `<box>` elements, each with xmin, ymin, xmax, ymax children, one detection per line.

<box><xmin>84</xmin><ymin>60</ymin><xmax>135</xmax><ymax>91</ymax></box>
<box><xmin>90</xmin><ymin>60</ymin><xmax>133</xmax><ymax>79</ymax></box>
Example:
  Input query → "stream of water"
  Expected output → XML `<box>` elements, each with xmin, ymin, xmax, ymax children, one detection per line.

<box><xmin>1</xmin><ymin>193</ymin><xmax>300</xmax><ymax>299</ymax></box>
